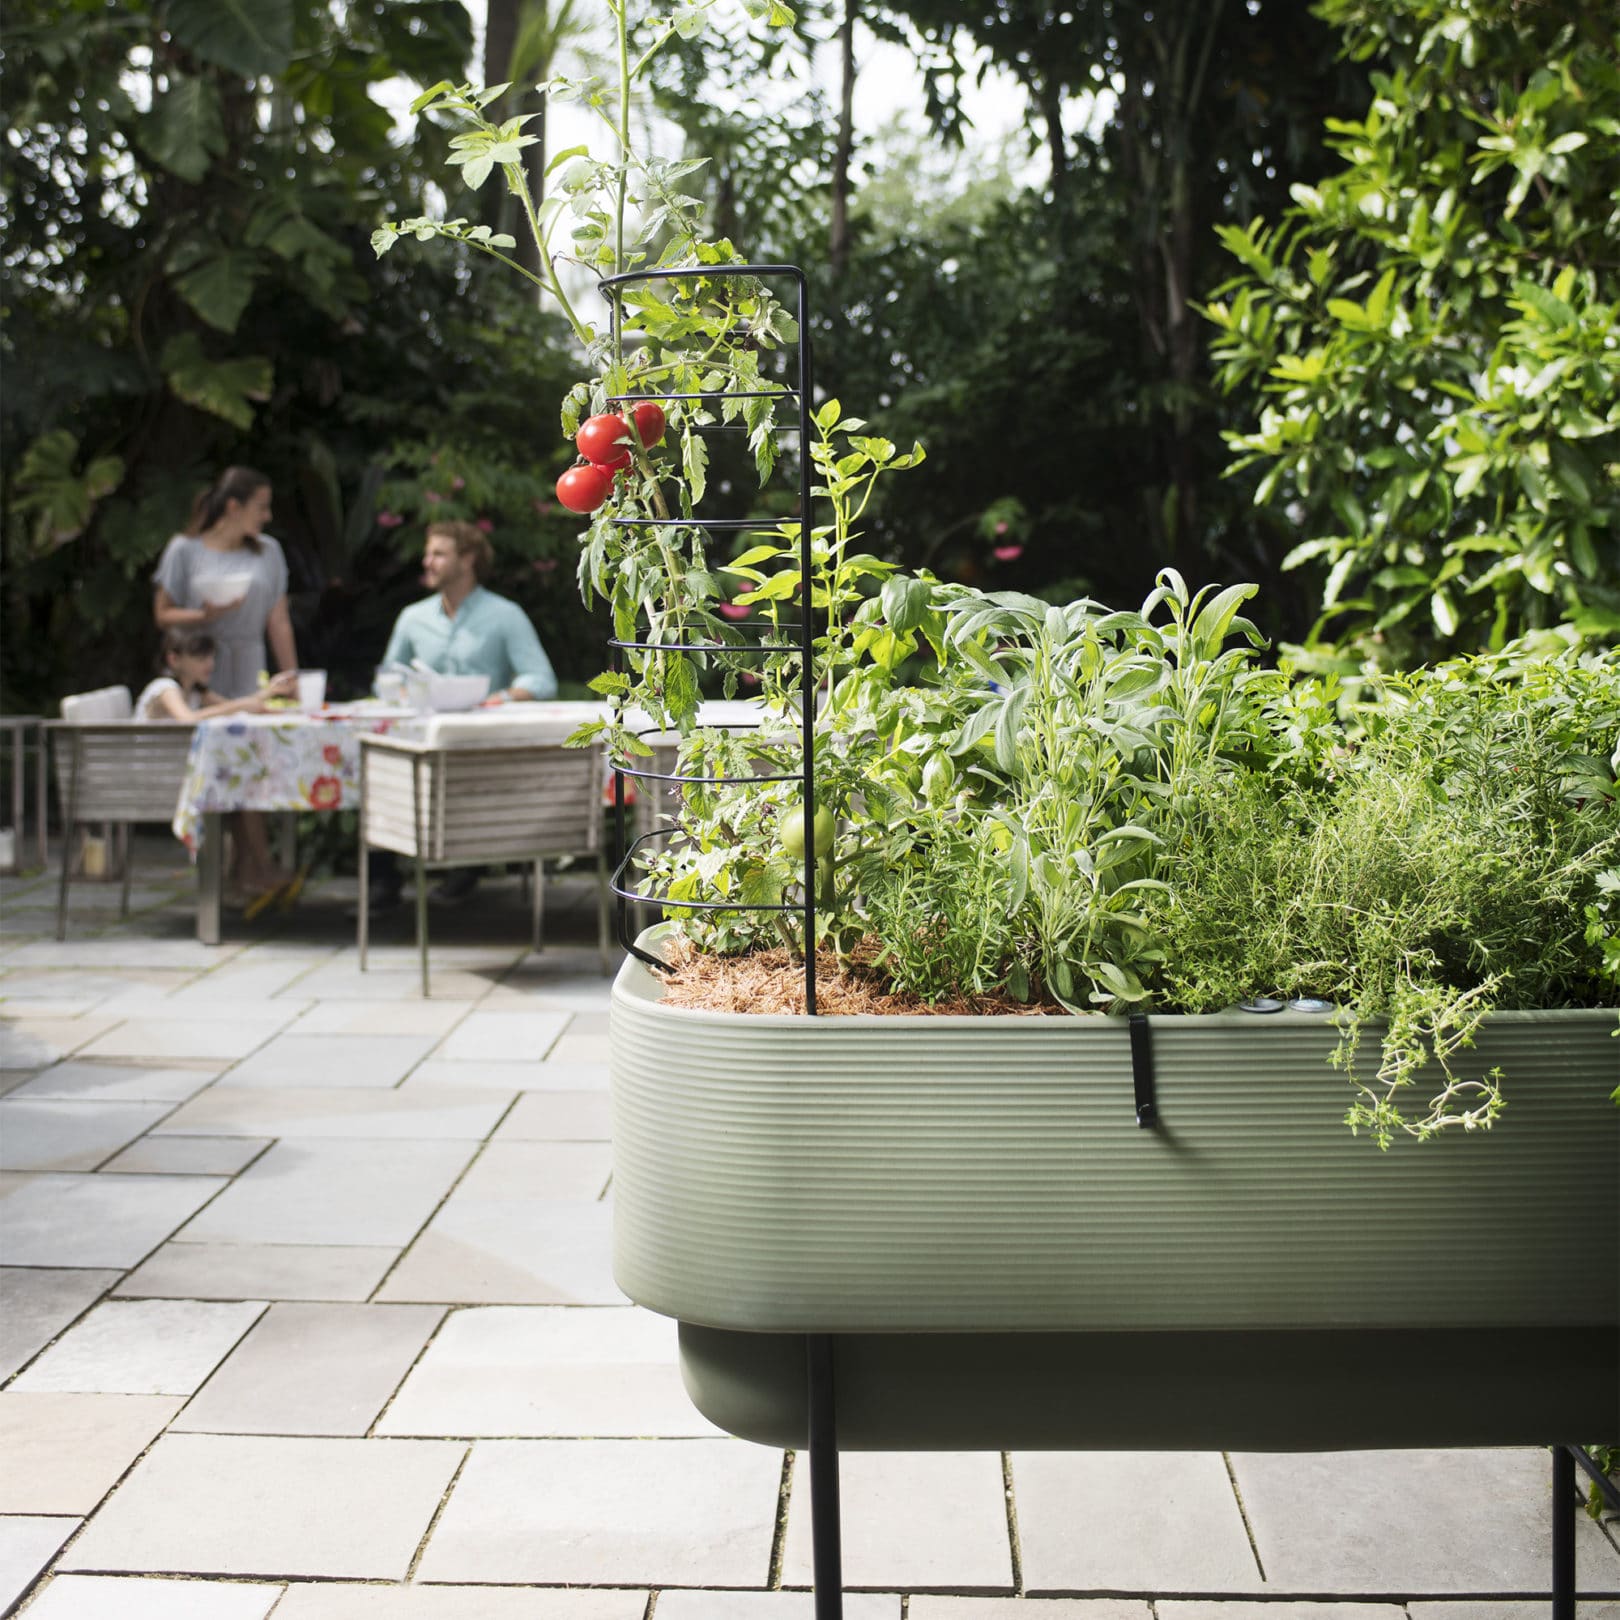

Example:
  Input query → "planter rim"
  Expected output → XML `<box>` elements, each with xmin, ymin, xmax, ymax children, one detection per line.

<box><xmin>616</xmin><ymin>925</ymin><xmax>1618</xmax><ymax>1032</ymax></box>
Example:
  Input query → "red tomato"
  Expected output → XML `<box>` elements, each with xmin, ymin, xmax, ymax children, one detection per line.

<box><xmin>629</xmin><ymin>401</ymin><xmax>667</xmax><ymax>448</ymax></box>
<box><xmin>576</xmin><ymin>414</ymin><xmax>633</xmax><ymax>466</ymax></box>
<box><xmin>555</xmin><ymin>462</ymin><xmax>613</xmax><ymax>514</ymax></box>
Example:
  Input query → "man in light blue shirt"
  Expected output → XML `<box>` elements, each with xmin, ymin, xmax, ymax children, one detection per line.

<box><xmin>366</xmin><ymin>520</ymin><xmax>559</xmax><ymax>911</ymax></box>
<box><xmin>382</xmin><ymin>520</ymin><xmax>558</xmax><ymax>701</ymax></box>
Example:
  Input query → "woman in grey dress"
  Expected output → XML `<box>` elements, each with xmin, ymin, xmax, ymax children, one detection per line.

<box><xmin>152</xmin><ymin>467</ymin><xmax>299</xmax><ymax>698</ymax></box>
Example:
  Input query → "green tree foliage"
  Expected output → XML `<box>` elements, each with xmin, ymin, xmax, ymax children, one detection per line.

<box><xmin>1205</xmin><ymin>0</ymin><xmax>1620</xmax><ymax>667</ymax></box>
<box><xmin>1</xmin><ymin>0</ymin><xmax>596</xmax><ymax>709</ymax></box>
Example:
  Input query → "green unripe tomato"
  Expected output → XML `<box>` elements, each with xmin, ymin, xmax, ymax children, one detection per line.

<box><xmin>780</xmin><ymin>804</ymin><xmax>836</xmax><ymax>859</ymax></box>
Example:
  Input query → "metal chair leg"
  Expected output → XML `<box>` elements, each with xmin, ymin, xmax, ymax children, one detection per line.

<box><xmin>531</xmin><ymin>859</ymin><xmax>544</xmax><ymax>953</ymax></box>
<box><xmin>597</xmin><ymin>851</ymin><xmax>612</xmax><ymax>973</ymax></box>
<box><xmin>415</xmin><ymin>854</ymin><xmax>430</xmax><ymax>998</ymax></box>
<box><xmin>357</xmin><ymin>838</ymin><xmax>370</xmax><ymax>971</ymax></box>
<box><xmin>807</xmin><ymin>1334</ymin><xmax>843</xmax><ymax>1620</ymax></box>
<box><xmin>119</xmin><ymin>825</ymin><xmax>133</xmax><ymax>919</ymax></box>
<box><xmin>55</xmin><ymin>739</ymin><xmax>79</xmax><ymax>941</ymax></box>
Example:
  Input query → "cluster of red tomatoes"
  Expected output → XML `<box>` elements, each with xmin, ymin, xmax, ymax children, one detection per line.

<box><xmin>555</xmin><ymin>401</ymin><xmax>667</xmax><ymax>515</ymax></box>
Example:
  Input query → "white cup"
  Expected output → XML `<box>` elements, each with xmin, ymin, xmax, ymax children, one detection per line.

<box><xmin>296</xmin><ymin>670</ymin><xmax>327</xmax><ymax>712</ymax></box>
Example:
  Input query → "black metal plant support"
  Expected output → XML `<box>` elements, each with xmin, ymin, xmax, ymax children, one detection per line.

<box><xmin>599</xmin><ymin>263</ymin><xmax>819</xmax><ymax>1016</ymax></box>
<box><xmin>598</xmin><ymin>265</ymin><xmax>843</xmax><ymax>1614</ymax></box>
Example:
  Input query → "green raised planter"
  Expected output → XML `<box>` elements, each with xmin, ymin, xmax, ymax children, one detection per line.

<box><xmin>609</xmin><ymin>931</ymin><xmax>1619</xmax><ymax>1448</ymax></box>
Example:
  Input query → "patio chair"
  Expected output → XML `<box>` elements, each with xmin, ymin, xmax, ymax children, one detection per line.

<box><xmin>50</xmin><ymin>687</ymin><xmax>196</xmax><ymax>939</ymax></box>
<box><xmin>357</xmin><ymin>728</ymin><xmax>612</xmax><ymax>995</ymax></box>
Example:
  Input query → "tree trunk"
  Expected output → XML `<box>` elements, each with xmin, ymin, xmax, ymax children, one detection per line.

<box><xmin>829</xmin><ymin>0</ymin><xmax>857</xmax><ymax>280</ymax></box>
<box><xmin>1037</xmin><ymin>69</ymin><xmax>1067</xmax><ymax>203</ymax></box>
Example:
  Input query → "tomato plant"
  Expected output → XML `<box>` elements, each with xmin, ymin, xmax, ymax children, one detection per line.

<box><xmin>629</xmin><ymin>401</ymin><xmax>667</xmax><ymax>449</ymax></box>
<box><xmin>576</xmin><ymin>414</ymin><xmax>633</xmax><ymax>467</ymax></box>
<box><xmin>556</xmin><ymin>463</ymin><xmax>613</xmax><ymax>515</ymax></box>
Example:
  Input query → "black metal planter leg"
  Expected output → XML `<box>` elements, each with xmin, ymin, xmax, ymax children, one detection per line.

<box><xmin>1552</xmin><ymin>1444</ymin><xmax>1575</xmax><ymax>1620</ymax></box>
<box><xmin>807</xmin><ymin>1333</ymin><xmax>843</xmax><ymax>1619</ymax></box>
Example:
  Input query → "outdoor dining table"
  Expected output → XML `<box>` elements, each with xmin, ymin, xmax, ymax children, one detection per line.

<box><xmin>172</xmin><ymin>699</ymin><xmax>772</xmax><ymax>943</ymax></box>
<box><xmin>174</xmin><ymin>703</ymin><xmax>415</xmax><ymax>943</ymax></box>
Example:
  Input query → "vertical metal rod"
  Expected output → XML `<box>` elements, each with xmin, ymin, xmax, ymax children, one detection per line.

<box><xmin>796</xmin><ymin>270</ymin><xmax>817</xmax><ymax>1017</ymax></box>
<box><xmin>1551</xmin><ymin>1445</ymin><xmax>1575</xmax><ymax>1620</ymax></box>
<box><xmin>806</xmin><ymin>1333</ymin><xmax>842</xmax><ymax>1617</ymax></box>
<box><xmin>35</xmin><ymin>720</ymin><xmax>48</xmax><ymax>869</ymax></box>
<box><xmin>610</xmin><ymin>638</ymin><xmax>635</xmax><ymax>955</ymax></box>
<box><xmin>10</xmin><ymin>721</ymin><xmax>22</xmax><ymax>870</ymax></box>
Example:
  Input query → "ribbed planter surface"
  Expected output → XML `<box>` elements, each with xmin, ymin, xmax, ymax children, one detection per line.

<box><xmin>610</xmin><ymin>939</ymin><xmax>1619</xmax><ymax>1335</ymax></box>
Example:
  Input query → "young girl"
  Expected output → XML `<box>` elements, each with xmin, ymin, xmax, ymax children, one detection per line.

<box><xmin>137</xmin><ymin>629</ymin><xmax>300</xmax><ymax>911</ymax></box>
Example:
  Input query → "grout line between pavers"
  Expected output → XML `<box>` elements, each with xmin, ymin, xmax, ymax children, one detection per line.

<box><xmin>362</xmin><ymin>1110</ymin><xmax>515</xmax><ymax>1303</ymax></box>
<box><xmin>1001</xmin><ymin>1449</ymin><xmax>1024</xmax><ymax>1595</ymax></box>
<box><xmin>402</xmin><ymin>1440</ymin><xmax>473</xmax><ymax>1581</ymax></box>
<box><xmin>366</xmin><ymin>1303</ymin><xmax>455</xmax><ymax>1438</ymax></box>
<box><xmin>1222</xmin><ymin>1450</ymin><xmax>1267</xmax><ymax>1583</ymax></box>
<box><xmin>767</xmin><ymin>1446</ymin><xmax>794</xmax><ymax>1588</ymax></box>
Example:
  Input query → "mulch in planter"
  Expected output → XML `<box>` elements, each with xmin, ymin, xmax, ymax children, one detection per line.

<box><xmin>653</xmin><ymin>934</ymin><xmax>1068</xmax><ymax>1017</ymax></box>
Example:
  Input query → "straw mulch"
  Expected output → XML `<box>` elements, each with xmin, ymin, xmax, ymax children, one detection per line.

<box><xmin>653</xmin><ymin>933</ymin><xmax>1065</xmax><ymax>1017</ymax></box>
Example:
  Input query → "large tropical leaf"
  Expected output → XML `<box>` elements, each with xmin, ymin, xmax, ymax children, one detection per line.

<box><xmin>140</xmin><ymin>74</ymin><xmax>225</xmax><ymax>183</ymax></box>
<box><xmin>12</xmin><ymin>430</ymin><xmax>125</xmax><ymax>553</ymax></box>
<box><xmin>162</xmin><ymin>0</ymin><xmax>294</xmax><ymax>78</ymax></box>
<box><xmin>169</xmin><ymin>245</ymin><xmax>260</xmax><ymax>333</ymax></box>
<box><xmin>161</xmin><ymin>334</ymin><xmax>272</xmax><ymax>431</ymax></box>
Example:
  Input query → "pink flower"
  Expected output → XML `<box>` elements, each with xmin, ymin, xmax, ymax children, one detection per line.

<box><xmin>423</xmin><ymin>490</ymin><xmax>443</xmax><ymax>505</ymax></box>
<box><xmin>993</xmin><ymin>544</ymin><xmax>1024</xmax><ymax>563</ymax></box>
<box><xmin>994</xmin><ymin>520</ymin><xmax>1010</xmax><ymax>536</ymax></box>
<box><xmin>532</xmin><ymin>498</ymin><xmax>557</xmax><ymax>516</ymax></box>
<box><xmin>475</xmin><ymin>517</ymin><xmax>494</xmax><ymax>533</ymax></box>
<box><xmin>451</xmin><ymin>475</ymin><xmax>465</xmax><ymax>492</ymax></box>
<box><xmin>376</xmin><ymin>511</ymin><xmax>404</xmax><ymax>529</ymax></box>
<box><xmin>717</xmin><ymin>601</ymin><xmax>751</xmax><ymax>621</ymax></box>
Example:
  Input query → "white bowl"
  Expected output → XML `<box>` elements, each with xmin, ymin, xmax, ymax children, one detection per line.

<box><xmin>427</xmin><ymin>673</ymin><xmax>491</xmax><ymax>711</ymax></box>
<box><xmin>199</xmin><ymin>574</ymin><xmax>253</xmax><ymax>607</ymax></box>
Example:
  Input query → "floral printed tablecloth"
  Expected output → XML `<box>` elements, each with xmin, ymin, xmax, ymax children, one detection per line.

<box><xmin>173</xmin><ymin>711</ymin><xmax>405</xmax><ymax>852</ymax></box>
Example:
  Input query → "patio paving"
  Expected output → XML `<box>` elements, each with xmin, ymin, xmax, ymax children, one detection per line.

<box><xmin>2</xmin><ymin>836</ymin><xmax>1619</xmax><ymax>1616</ymax></box>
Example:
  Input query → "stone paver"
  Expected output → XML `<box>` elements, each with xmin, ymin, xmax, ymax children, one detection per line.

<box><xmin>910</xmin><ymin>1605</ymin><xmax>1149</xmax><ymax>1619</ymax></box>
<box><xmin>415</xmin><ymin>1437</ymin><xmax>782</xmax><ymax>1585</ymax></box>
<box><xmin>0</xmin><ymin>1098</ymin><xmax>174</xmax><ymax>1171</ymax></box>
<box><xmin>781</xmin><ymin>1449</ymin><xmax>1013</xmax><ymax>1590</ymax></box>
<box><xmin>1012</xmin><ymin>1450</ymin><xmax>1262</xmax><ymax>1593</ymax></box>
<box><xmin>103</xmin><ymin>1134</ymin><xmax>272</xmax><ymax>1174</ymax></box>
<box><xmin>490</xmin><ymin>1089</ymin><xmax>613</xmax><ymax>1140</ymax></box>
<box><xmin>220</xmin><ymin>1031</ymin><xmax>441</xmax><ymax>1089</ymax></box>
<box><xmin>454</xmin><ymin>1141</ymin><xmax>613</xmax><ymax>1201</ymax></box>
<box><xmin>10</xmin><ymin>1297</ymin><xmax>265</xmax><ymax>1395</ymax></box>
<box><xmin>378</xmin><ymin>1305</ymin><xmax>719</xmax><ymax>1438</ymax></box>
<box><xmin>272</xmin><ymin>1587</ymin><xmax>647</xmax><ymax>1618</ymax></box>
<box><xmin>0</xmin><ymin>1171</ymin><xmax>227</xmax><ymax>1266</ymax></box>
<box><xmin>6</xmin><ymin>1060</ymin><xmax>220</xmax><ymax>1102</ymax></box>
<box><xmin>377</xmin><ymin>1198</ymin><xmax>618</xmax><ymax>1305</ymax></box>
<box><xmin>77</xmin><ymin>1015</ymin><xmax>294</xmax><ymax>1061</ymax></box>
<box><xmin>658</xmin><ymin>1596</ymin><xmax>900</xmax><ymax>1618</ymax></box>
<box><xmin>115</xmin><ymin>1241</ymin><xmax>401</xmax><ymax>1301</ymax></box>
<box><xmin>0</xmin><ymin>1391</ymin><xmax>182</xmax><ymax>1513</ymax></box>
<box><xmin>432</xmin><ymin>1009</ymin><xmax>572</xmax><ymax>1063</ymax></box>
<box><xmin>24</xmin><ymin>1574</ymin><xmax>285</xmax><ymax>1619</ymax></box>
<box><xmin>1231</xmin><ymin>1448</ymin><xmax>1620</xmax><ymax>1592</ymax></box>
<box><xmin>62</xmin><ymin>1433</ymin><xmax>465</xmax><ymax>1579</ymax></box>
<box><xmin>175</xmin><ymin>1138</ymin><xmax>477</xmax><ymax>1247</ymax></box>
<box><xmin>0</xmin><ymin>1266</ymin><xmax>120</xmax><ymax>1379</ymax></box>
<box><xmin>1158</xmin><ymin>1607</ymin><xmax>1402</xmax><ymax>1619</ymax></box>
<box><xmin>404</xmin><ymin>1058</ymin><xmax>608</xmax><ymax>1092</ymax></box>
<box><xmin>0</xmin><ymin>1517</ymin><xmax>79</xmax><ymax>1615</ymax></box>
<box><xmin>292</xmin><ymin>999</ymin><xmax>473</xmax><ymax>1037</ymax></box>
<box><xmin>155</xmin><ymin>1085</ymin><xmax>512</xmax><ymax>1140</ymax></box>
<box><xmin>175</xmin><ymin>1303</ymin><xmax>444</xmax><ymax>1435</ymax></box>
<box><xmin>1410</xmin><ymin>1606</ymin><xmax>1620</xmax><ymax>1618</ymax></box>
<box><xmin>1</xmin><ymin>1015</ymin><xmax>122</xmax><ymax>1068</ymax></box>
